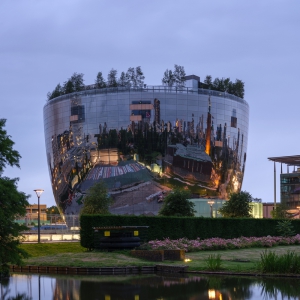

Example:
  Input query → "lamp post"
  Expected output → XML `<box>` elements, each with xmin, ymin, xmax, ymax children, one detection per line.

<box><xmin>34</xmin><ymin>189</ymin><xmax>44</xmax><ymax>243</ymax></box>
<box><xmin>207</xmin><ymin>200</ymin><xmax>215</xmax><ymax>218</ymax></box>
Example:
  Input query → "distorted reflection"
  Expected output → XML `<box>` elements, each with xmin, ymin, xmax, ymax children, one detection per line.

<box><xmin>44</xmin><ymin>84</ymin><xmax>249</xmax><ymax>219</ymax></box>
<box><xmin>2</xmin><ymin>274</ymin><xmax>300</xmax><ymax>300</ymax></box>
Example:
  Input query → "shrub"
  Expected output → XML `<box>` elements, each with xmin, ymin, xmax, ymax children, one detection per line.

<box><xmin>276</xmin><ymin>220</ymin><xmax>295</xmax><ymax>237</ymax></box>
<box><xmin>80</xmin><ymin>214</ymin><xmax>300</xmax><ymax>249</ymax></box>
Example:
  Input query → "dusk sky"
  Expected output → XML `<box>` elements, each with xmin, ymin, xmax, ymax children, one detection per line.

<box><xmin>1</xmin><ymin>1</ymin><xmax>300</xmax><ymax>207</ymax></box>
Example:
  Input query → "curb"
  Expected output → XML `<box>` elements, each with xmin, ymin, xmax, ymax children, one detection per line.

<box><xmin>10</xmin><ymin>264</ymin><xmax>187</xmax><ymax>275</ymax></box>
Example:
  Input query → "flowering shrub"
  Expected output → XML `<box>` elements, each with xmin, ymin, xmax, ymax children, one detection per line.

<box><xmin>145</xmin><ymin>234</ymin><xmax>300</xmax><ymax>252</ymax></box>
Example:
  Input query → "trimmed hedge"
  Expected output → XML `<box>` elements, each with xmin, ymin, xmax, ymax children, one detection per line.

<box><xmin>80</xmin><ymin>214</ymin><xmax>300</xmax><ymax>249</ymax></box>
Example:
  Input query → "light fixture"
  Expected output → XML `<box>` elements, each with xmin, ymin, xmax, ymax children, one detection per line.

<box><xmin>207</xmin><ymin>200</ymin><xmax>215</xmax><ymax>218</ymax></box>
<box><xmin>34</xmin><ymin>189</ymin><xmax>44</xmax><ymax>243</ymax></box>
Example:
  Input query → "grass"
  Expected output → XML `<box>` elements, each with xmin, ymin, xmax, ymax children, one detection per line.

<box><xmin>19</xmin><ymin>243</ymin><xmax>300</xmax><ymax>274</ymax></box>
<box><xmin>258</xmin><ymin>250</ymin><xmax>300</xmax><ymax>273</ymax></box>
<box><xmin>205</xmin><ymin>254</ymin><xmax>222</xmax><ymax>271</ymax></box>
<box><xmin>20</xmin><ymin>242</ymin><xmax>86</xmax><ymax>257</ymax></box>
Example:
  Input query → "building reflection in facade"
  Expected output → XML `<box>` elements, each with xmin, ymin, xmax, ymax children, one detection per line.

<box><xmin>43</xmin><ymin>80</ymin><xmax>249</xmax><ymax>216</ymax></box>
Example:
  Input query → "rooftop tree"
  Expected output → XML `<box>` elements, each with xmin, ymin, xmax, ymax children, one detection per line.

<box><xmin>135</xmin><ymin>66</ymin><xmax>145</xmax><ymax>87</ymax></box>
<box><xmin>162</xmin><ymin>64</ymin><xmax>186</xmax><ymax>87</ymax></box>
<box><xmin>173</xmin><ymin>64</ymin><xmax>186</xmax><ymax>87</ymax></box>
<box><xmin>107</xmin><ymin>69</ymin><xmax>118</xmax><ymax>87</ymax></box>
<box><xmin>118</xmin><ymin>71</ymin><xmax>127</xmax><ymax>87</ymax></box>
<box><xmin>162</xmin><ymin>69</ymin><xmax>175</xmax><ymax>87</ymax></box>
<box><xmin>95</xmin><ymin>72</ymin><xmax>106</xmax><ymax>88</ymax></box>
<box><xmin>203</xmin><ymin>75</ymin><xmax>245</xmax><ymax>99</ymax></box>
<box><xmin>47</xmin><ymin>83</ymin><xmax>63</xmax><ymax>100</ymax></box>
<box><xmin>63</xmin><ymin>72</ymin><xmax>85</xmax><ymax>93</ymax></box>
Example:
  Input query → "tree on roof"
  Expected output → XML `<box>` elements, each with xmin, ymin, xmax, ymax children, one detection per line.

<box><xmin>107</xmin><ymin>69</ymin><xmax>118</xmax><ymax>87</ymax></box>
<box><xmin>95</xmin><ymin>72</ymin><xmax>106</xmax><ymax>88</ymax></box>
<box><xmin>162</xmin><ymin>65</ymin><xmax>186</xmax><ymax>88</ymax></box>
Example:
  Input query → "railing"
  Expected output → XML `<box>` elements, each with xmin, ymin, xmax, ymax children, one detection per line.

<box><xmin>16</xmin><ymin>214</ymin><xmax>80</xmax><ymax>229</ymax></box>
<box><xmin>20</xmin><ymin>214</ymin><xmax>81</xmax><ymax>242</ymax></box>
<box><xmin>21</xmin><ymin>231</ymin><xmax>80</xmax><ymax>242</ymax></box>
<box><xmin>46</xmin><ymin>85</ymin><xmax>248</xmax><ymax>106</ymax></box>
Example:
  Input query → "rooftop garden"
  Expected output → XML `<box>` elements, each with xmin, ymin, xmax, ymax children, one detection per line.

<box><xmin>47</xmin><ymin>65</ymin><xmax>245</xmax><ymax>100</ymax></box>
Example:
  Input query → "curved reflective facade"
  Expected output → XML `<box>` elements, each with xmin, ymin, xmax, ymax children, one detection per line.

<box><xmin>43</xmin><ymin>85</ymin><xmax>249</xmax><ymax>215</ymax></box>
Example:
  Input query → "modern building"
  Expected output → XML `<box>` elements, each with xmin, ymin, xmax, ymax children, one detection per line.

<box><xmin>43</xmin><ymin>76</ymin><xmax>249</xmax><ymax>216</ymax></box>
<box><xmin>189</xmin><ymin>199</ymin><xmax>263</xmax><ymax>218</ymax></box>
<box><xmin>25</xmin><ymin>204</ymin><xmax>47</xmax><ymax>222</ymax></box>
<box><xmin>268</xmin><ymin>155</ymin><xmax>300</xmax><ymax>215</ymax></box>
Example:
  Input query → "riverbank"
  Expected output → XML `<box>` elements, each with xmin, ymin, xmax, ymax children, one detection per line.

<box><xmin>19</xmin><ymin>243</ymin><xmax>300</xmax><ymax>275</ymax></box>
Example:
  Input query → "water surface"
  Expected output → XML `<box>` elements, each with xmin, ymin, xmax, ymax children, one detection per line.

<box><xmin>1</xmin><ymin>273</ymin><xmax>299</xmax><ymax>300</ymax></box>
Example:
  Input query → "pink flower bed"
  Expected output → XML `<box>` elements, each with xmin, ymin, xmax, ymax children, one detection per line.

<box><xmin>146</xmin><ymin>234</ymin><xmax>300</xmax><ymax>252</ymax></box>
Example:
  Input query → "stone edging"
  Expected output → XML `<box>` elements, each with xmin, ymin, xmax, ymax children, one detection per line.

<box><xmin>10</xmin><ymin>264</ymin><xmax>187</xmax><ymax>275</ymax></box>
<box><xmin>10</xmin><ymin>265</ymin><xmax>300</xmax><ymax>278</ymax></box>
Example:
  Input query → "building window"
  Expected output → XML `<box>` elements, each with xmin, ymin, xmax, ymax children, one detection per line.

<box><xmin>71</xmin><ymin>105</ymin><xmax>85</xmax><ymax>123</ymax></box>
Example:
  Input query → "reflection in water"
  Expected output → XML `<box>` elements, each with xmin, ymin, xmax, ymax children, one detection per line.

<box><xmin>1</xmin><ymin>273</ymin><xmax>300</xmax><ymax>300</ymax></box>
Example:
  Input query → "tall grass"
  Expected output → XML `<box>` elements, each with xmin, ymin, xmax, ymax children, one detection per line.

<box><xmin>258</xmin><ymin>250</ymin><xmax>300</xmax><ymax>273</ymax></box>
<box><xmin>205</xmin><ymin>254</ymin><xmax>222</xmax><ymax>271</ymax></box>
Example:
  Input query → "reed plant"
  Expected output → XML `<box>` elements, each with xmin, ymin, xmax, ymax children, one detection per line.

<box><xmin>258</xmin><ymin>250</ymin><xmax>300</xmax><ymax>273</ymax></box>
<box><xmin>205</xmin><ymin>254</ymin><xmax>222</xmax><ymax>271</ymax></box>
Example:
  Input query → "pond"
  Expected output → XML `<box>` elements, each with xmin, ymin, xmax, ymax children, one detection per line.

<box><xmin>1</xmin><ymin>273</ymin><xmax>299</xmax><ymax>300</ymax></box>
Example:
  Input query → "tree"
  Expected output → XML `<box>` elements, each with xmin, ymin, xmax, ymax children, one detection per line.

<box><xmin>0</xmin><ymin>120</ymin><xmax>21</xmax><ymax>172</ymax></box>
<box><xmin>80</xmin><ymin>181</ymin><xmax>112</xmax><ymax>215</ymax></box>
<box><xmin>70</xmin><ymin>72</ymin><xmax>85</xmax><ymax>92</ymax></box>
<box><xmin>252</xmin><ymin>197</ymin><xmax>262</xmax><ymax>203</ymax></box>
<box><xmin>135</xmin><ymin>66</ymin><xmax>145</xmax><ymax>87</ymax></box>
<box><xmin>0</xmin><ymin>119</ymin><xmax>30</xmax><ymax>276</ymax></box>
<box><xmin>162</xmin><ymin>65</ymin><xmax>185</xmax><ymax>87</ymax></box>
<box><xmin>47</xmin><ymin>83</ymin><xmax>63</xmax><ymax>100</ymax></box>
<box><xmin>95</xmin><ymin>72</ymin><xmax>106</xmax><ymax>88</ymax></box>
<box><xmin>63</xmin><ymin>72</ymin><xmax>85</xmax><ymax>94</ymax></box>
<box><xmin>118</xmin><ymin>71</ymin><xmax>128</xmax><ymax>87</ymax></box>
<box><xmin>218</xmin><ymin>191</ymin><xmax>253</xmax><ymax>218</ymax></box>
<box><xmin>173</xmin><ymin>64</ymin><xmax>186</xmax><ymax>87</ymax></box>
<box><xmin>203</xmin><ymin>75</ymin><xmax>213</xmax><ymax>89</ymax></box>
<box><xmin>125</xmin><ymin>67</ymin><xmax>136</xmax><ymax>86</ymax></box>
<box><xmin>232</xmin><ymin>79</ymin><xmax>245</xmax><ymax>99</ymax></box>
<box><xmin>276</xmin><ymin>220</ymin><xmax>295</xmax><ymax>237</ymax></box>
<box><xmin>271</xmin><ymin>203</ymin><xmax>292</xmax><ymax>219</ymax></box>
<box><xmin>107</xmin><ymin>69</ymin><xmax>118</xmax><ymax>87</ymax></box>
<box><xmin>159</xmin><ymin>188</ymin><xmax>195</xmax><ymax>217</ymax></box>
<box><xmin>63</xmin><ymin>79</ymin><xmax>74</xmax><ymax>94</ymax></box>
<box><xmin>46</xmin><ymin>205</ymin><xmax>60</xmax><ymax>215</ymax></box>
<box><xmin>162</xmin><ymin>69</ymin><xmax>175</xmax><ymax>87</ymax></box>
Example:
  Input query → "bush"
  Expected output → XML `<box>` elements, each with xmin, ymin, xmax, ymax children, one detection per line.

<box><xmin>276</xmin><ymin>220</ymin><xmax>295</xmax><ymax>237</ymax></box>
<box><xmin>80</xmin><ymin>214</ymin><xmax>300</xmax><ymax>249</ymax></box>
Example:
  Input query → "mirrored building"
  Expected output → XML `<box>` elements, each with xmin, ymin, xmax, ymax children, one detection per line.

<box><xmin>43</xmin><ymin>76</ymin><xmax>249</xmax><ymax>216</ymax></box>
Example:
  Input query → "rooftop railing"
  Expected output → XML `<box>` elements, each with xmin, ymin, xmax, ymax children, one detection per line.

<box><xmin>46</xmin><ymin>85</ymin><xmax>248</xmax><ymax>106</ymax></box>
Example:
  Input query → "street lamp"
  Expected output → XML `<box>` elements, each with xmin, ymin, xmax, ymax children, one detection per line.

<box><xmin>34</xmin><ymin>189</ymin><xmax>44</xmax><ymax>243</ymax></box>
<box><xmin>207</xmin><ymin>200</ymin><xmax>215</xmax><ymax>218</ymax></box>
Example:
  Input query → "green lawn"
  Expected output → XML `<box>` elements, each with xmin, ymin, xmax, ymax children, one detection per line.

<box><xmin>20</xmin><ymin>242</ymin><xmax>86</xmax><ymax>257</ymax></box>
<box><xmin>19</xmin><ymin>243</ymin><xmax>300</xmax><ymax>274</ymax></box>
